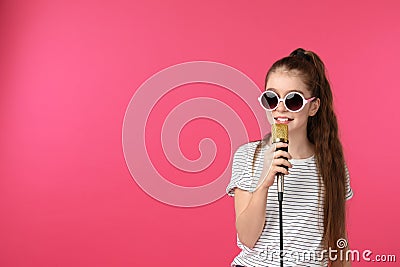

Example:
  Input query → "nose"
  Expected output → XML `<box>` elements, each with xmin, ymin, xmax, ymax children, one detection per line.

<box><xmin>275</xmin><ymin>100</ymin><xmax>287</xmax><ymax>112</ymax></box>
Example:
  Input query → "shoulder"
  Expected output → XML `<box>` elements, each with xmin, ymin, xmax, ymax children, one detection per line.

<box><xmin>234</xmin><ymin>140</ymin><xmax>262</xmax><ymax>157</ymax></box>
<box><xmin>231</xmin><ymin>141</ymin><xmax>265</xmax><ymax>168</ymax></box>
<box><xmin>344</xmin><ymin>163</ymin><xmax>354</xmax><ymax>200</ymax></box>
<box><xmin>227</xmin><ymin>141</ymin><xmax>263</xmax><ymax>196</ymax></box>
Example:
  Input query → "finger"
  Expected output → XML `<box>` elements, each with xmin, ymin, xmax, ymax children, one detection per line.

<box><xmin>273</xmin><ymin>158</ymin><xmax>293</xmax><ymax>169</ymax></box>
<box><xmin>272</xmin><ymin>166</ymin><xmax>289</xmax><ymax>176</ymax></box>
<box><xmin>273</xmin><ymin>150</ymin><xmax>292</xmax><ymax>159</ymax></box>
<box><xmin>274</xmin><ymin>142</ymin><xmax>289</xmax><ymax>149</ymax></box>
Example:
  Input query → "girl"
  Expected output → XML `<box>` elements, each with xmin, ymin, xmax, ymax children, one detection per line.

<box><xmin>226</xmin><ymin>48</ymin><xmax>353</xmax><ymax>267</ymax></box>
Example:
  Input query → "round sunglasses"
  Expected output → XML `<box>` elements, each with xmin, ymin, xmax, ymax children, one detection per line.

<box><xmin>258</xmin><ymin>90</ymin><xmax>315</xmax><ymax>112</ymax></box>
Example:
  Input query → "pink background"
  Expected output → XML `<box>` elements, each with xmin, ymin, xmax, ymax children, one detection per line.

<box><xmin>1</xmin><ymin>1</ymin><xmax>399</xmax><ymax>266</ymax></box>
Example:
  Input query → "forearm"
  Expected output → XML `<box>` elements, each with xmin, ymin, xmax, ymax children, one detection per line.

<box><xmin>331</xmin><ymin>257</ymin><xmax>352</xmax><ymax>267</ymax></box>
<box><xmin>343</xmin><ymin>246</ymin><xmax>353</xmax><ymax>267</ymax></box>
<box><xmin>331</xmin><ymin>243</ymin><xmax>352</xmax><ymax>267</ymax></box>
<box><xmin>344</xmin><ymin>259</ymin><xmax>352</xmax><ymax>267</ymax></box>
<box><xmin>236</xmin><ymin>186</ymin><xmax>269</xmax><ymax>248</ymax></box>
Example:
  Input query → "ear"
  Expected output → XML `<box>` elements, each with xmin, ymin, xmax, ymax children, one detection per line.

<box><xmin>308</xmin><ymin>98</ymin><xmax>320</xmax><ymax>117</ymax></box>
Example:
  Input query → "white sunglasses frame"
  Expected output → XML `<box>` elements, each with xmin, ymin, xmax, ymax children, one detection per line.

<box><xmin>258</xmin><ymin>90</ymin><xmax>316</xmax><ymax>113</ymax></box>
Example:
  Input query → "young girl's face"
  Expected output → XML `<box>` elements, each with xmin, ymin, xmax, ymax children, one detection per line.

<box><xmin>265</xmin><ymin>70</ymin><xmax>319</xmax><ymax>136</ymax></box>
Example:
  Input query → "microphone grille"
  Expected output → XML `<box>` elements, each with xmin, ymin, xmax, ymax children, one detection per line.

<box><xmin>272</xmin><ymin>124</ymin><xmax>288</xmax><ymax>143</ymax></box>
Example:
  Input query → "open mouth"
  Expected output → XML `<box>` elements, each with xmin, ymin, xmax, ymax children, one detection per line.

<box><xmin>274</xmin><ymin>117</ymin><xmax>294</xmax><ymax>124</ymax></box>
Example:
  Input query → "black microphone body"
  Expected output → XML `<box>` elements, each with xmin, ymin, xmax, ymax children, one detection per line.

<box><xmin>275</xmin><ymin>143</ymin><xmax>288</xmax><ymax>201</ymax></box>
<box><xmin>271</xmin><ymin>123</ymin><xmax>288</xmax><ymax>267</ymax></box>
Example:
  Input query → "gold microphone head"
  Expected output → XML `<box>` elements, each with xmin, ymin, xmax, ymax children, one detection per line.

<box><xmin>271</xmin><ymin>124</ymin><xmax>288</xmax><ymax>143</ymax></box>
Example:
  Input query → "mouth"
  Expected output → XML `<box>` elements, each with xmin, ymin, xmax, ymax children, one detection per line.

<box><xmin>274</xmin><ymin>116</ymin><xmax>294</xmax><ymax>124</ymax></box>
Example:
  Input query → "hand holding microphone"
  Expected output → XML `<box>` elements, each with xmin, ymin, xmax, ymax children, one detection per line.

<box><xmin>258</xmin><ymin>124</ymin><xmax>292</xmax><ymax>190</ymax></box>
<box><xmin>272</xmin><ymin>124</ymin><xmax>290</xmax><ymax>198</ymax></box>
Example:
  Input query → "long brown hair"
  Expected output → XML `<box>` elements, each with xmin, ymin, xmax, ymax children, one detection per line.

<box><xmin>255</xmin><ymin>48</ymin><xmax>347</xmax><ymax>262</ymax></box>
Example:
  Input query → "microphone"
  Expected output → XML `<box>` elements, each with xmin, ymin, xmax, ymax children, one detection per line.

<box><xmin>272</xmin><ymin>123</ymin><xmax>288</xmax><ymax>267</ymax></box>
<box><xmin>271</xmin><ymin>124</ymin><xmax>289</xmax><ymax>201</ymax></box>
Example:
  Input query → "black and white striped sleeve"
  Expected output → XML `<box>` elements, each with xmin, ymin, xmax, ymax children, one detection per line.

<box><xmin>226</xmin><ymin>143</ymin><xmax>257</xmax><ymax>196</ymax></box>
<box><xmin>345</xmin><ymin>164</ymin><xmax>354</xmax><ymax>200</ymax></box>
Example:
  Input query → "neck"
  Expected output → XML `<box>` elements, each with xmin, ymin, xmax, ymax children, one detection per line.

<box><xmin>287</xmin><ymin>132</ymin><xmax>314</xmax><ymax>159</ymax></box>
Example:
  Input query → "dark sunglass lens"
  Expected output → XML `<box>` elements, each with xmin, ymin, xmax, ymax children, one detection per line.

<box><xmin>261</xmin><ymin>91</ymin><xmax>278</xmax><ymax>110</ymax></box>
<box><xmin>285</xmin><ymin>93</ymin><xmax>303</xmax><ymax>111</ymax></box>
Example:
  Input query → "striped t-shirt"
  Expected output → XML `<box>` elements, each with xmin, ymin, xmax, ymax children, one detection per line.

<box><xmin>226</xmin><ymin>141</ymin><xmax>353</xmax><ymax>267</ymax></box>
